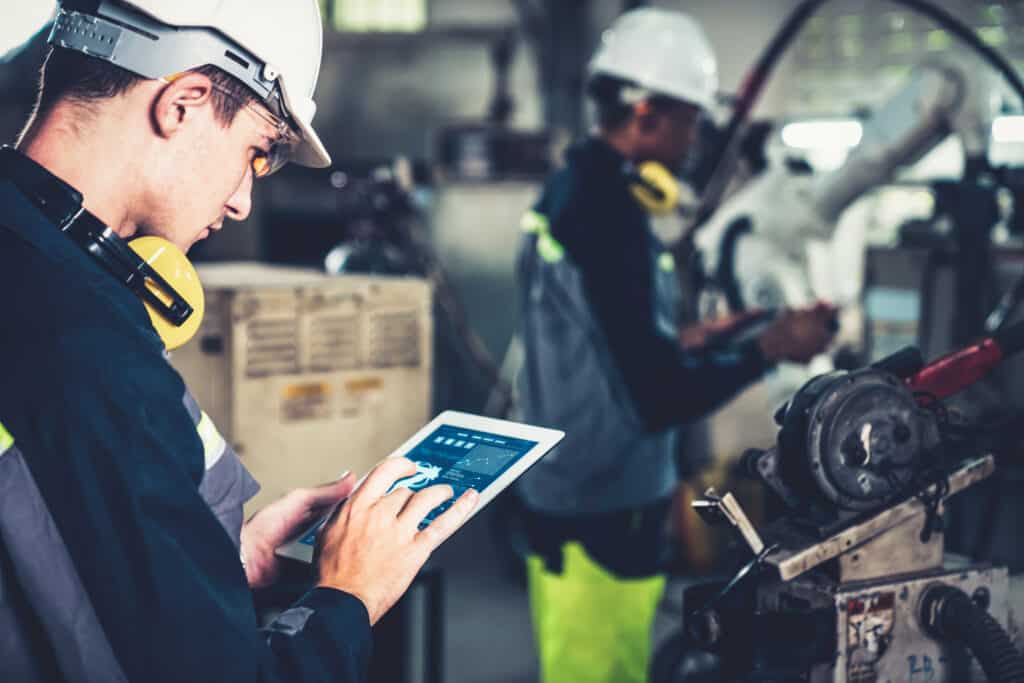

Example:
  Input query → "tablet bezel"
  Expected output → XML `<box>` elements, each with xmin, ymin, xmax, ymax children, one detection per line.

<box><xmin>275</xmin><ymin>410</ymin><xmax>564</xmax><ymax>563</ymax></box>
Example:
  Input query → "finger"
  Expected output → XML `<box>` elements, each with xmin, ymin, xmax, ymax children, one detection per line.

<box><xmin>415</xmin><ymin>489</ymin><xmax>479</xmax><ymax>551</ymax></box>
<box><xmin>353</xmin><ymin>458</ymin><xmax>418</xmax><ymax>503</ymax></box>
<box><xmin>378</xmin><ymin>485</ymin><xmax>416</xmax><ymax>516</ymax></box>
<box><xmin>397</xmin><ymin>484</ymin><xmax>456</xmax><ymax>529</ymax></box>
<box><xmin>303</xmin><ymin>472</ymin><xmax>357</xmax><ymax>511</ymax></box>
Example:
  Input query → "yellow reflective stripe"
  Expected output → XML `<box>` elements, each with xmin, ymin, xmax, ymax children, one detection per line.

<box><xmin>537</xmin><ymin>233</ymin><xmax>565</xmax><ymax>263</ymax></box>
<box><xmin>658</xmin><ymin>252</ymin><xmax>676</xmax><ymax>273</ymax></box>
<box><xmin>521</xmin><ymin>210</ymin><xmax>549</xmax><ymax>234</ymax></box>
<box><xmin>522</xmin><ymin>210</ymin><xmax>565</xmax><ymax>263</ymax></box>
<box><xmin>0</xmin><ymin>420</ymin><xmax>13</xmax><ymax>454</ymax></box>
<box><xmin>196</xmin><ymin>412</ymin><xmax>227</xmax><ymax>470</ymax></box>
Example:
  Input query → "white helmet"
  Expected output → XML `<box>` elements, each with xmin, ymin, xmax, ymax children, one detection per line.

<box><xmin>49</xmin><ymin>0</ymin><xmax>330</xmax><ymax>168</ymax></box>
<box><xmin>589</xmin><ymin>8</ymin><xmax>719</xmax><ymax>112</ymax></box>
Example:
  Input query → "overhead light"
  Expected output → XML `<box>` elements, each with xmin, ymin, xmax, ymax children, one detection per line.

<box><xmin>0</xmin><ymin>2</ymin><xmax>55</xmax><ymax>59</ymax></box>
<box><xmin>781</xmin><ymin>119</ymin><xmax>864</xmax><ymax>150</ymax></box>
<box><xmin>992</xmin><ymin>115</ymin><xmax>1024</xmax><ymax>144</ymax></box>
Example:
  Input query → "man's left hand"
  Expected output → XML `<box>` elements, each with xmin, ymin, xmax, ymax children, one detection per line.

<box><xmin>240</xmin><ymin>474</ymin><xmax>357</xmax><ymax>589</ymax></box>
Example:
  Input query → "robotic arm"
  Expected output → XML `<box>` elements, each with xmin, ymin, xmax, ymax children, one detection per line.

<box><xmin>695</xmin><ymin>60</ymin><xmax>997</xmax><ymax>313</ymax></box>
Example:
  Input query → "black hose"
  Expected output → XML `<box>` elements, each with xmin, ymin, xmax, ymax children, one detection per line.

<box><xmin>683</xmin><ymin>0</ymin><xmax>1024</xmax><ymax>249</ymax></box>
<box><xmin>921</xmin><ymin>585</ymin><xmax>1024</xmax><ymax>683</ymax></box>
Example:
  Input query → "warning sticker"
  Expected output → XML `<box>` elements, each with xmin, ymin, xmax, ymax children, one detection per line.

<box><xmin>282</xmin><ymin>382</ymin><xmax>332</xmax><ymax>421</ymax></box>
<box><xmin>846</xmin><ymin>591</ymin><xmax>895</xmax><ymax>682</ymax></box>
<box><xmin>339</xmin><ymin>377</ymin><xmax>383</xmax><ymax>418</ymax></box>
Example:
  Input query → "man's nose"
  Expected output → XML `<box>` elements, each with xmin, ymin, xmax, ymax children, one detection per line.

<box><xmin>225</xmin><ymin>166</ymin><xmax>254</xmax><ymax>221</ymax></box>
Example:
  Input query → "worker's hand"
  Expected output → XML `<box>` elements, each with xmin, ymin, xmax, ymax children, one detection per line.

<box><xmin>678</xmin><ymin>309</ymin><xmax>766</xmax><ymax>350</ymax></box>
<box><xmin>757</xmin><ymin>301</ymin><xmax>838</xmax><ymax>364</ymax></box>
<box><xmin>240</xmin><ymin>474</ymin><xmax>357</xmax><ymax>590</ymax></box>
<box><xmin>316</xmin><ymin>458</ymin><xmax>478</xmax><ymax>625</ymax></box>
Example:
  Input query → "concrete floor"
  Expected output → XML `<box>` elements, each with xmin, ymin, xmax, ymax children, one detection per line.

<box><xmin>425</xmin><ymin>502</ymin><xmax>690</xmax><ymax>683</ymax></box>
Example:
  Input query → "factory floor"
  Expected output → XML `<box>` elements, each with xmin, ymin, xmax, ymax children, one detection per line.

<box><xmin>431</xmin><ymin>502</ymin><xmax>688</xmax><ymax>683</ymax></box>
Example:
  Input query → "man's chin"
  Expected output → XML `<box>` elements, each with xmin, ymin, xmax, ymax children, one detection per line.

<box><xmin>183</xmin><ymin>229</ymin><xmax>209</xmax><ymax>252</ymax></box>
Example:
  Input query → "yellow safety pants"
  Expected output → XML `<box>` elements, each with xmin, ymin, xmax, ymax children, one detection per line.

<box><xmin>527</xmin><ymin>541</ymin><xmax>666</xmax><ymax>683</ymax></box>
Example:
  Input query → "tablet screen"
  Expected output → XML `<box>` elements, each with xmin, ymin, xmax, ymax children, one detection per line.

<box><xmin>297</xmin><ymin>424</ymin><xmax>538</xmax><ymax>545</ymax></box>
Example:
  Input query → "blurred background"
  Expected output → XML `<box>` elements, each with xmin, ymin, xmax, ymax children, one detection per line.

<box><xmin>5</xmin><ymin>1</ymin><xmax>1024</xmax><ymax>681</ymax></box>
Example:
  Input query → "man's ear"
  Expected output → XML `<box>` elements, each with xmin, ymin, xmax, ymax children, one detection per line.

<box><xmin>152</xmin><ymin>72</ymin><xmax>214</xmax><ymax>139</ymax></box>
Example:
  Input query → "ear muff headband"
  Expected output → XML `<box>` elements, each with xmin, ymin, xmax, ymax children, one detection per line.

<box><xmin>0</xmin><ymin>147</ymin><xmax>203</xmax><ymax>350</ymax></box>
<box><xmin>626</xmin><ymin>161</ymin><xmax>681</xmax><ymax>215</ymax></box>
<box><xmin>63</xmin><ymin>215</ymin><xmax>204</xmax><ymax>351</ymax></box>
<box><xmin>128</xmin><ymin>237</ymin><xmax>204</xmax><ymax>350</ymax></box>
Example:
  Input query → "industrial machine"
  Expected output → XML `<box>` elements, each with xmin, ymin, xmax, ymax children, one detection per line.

<box><xmin>653</xmin><ymin>320</ymin><xmax>1024</xmax><ymax>682</ymax></box>
<box><xmin>169</xmin><ymin>264</ymin><xmax>432</xmax><ymax>512</ymax></box>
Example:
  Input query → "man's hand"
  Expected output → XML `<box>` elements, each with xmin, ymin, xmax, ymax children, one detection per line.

<box><xmin>240</xmin><ymin>474</ymin><xmax>357</xmax><ymax>590</ymax></box>
<box><xmin>678</xmin><ymin>309</ymin><xmax>767</xmax><ymax>350</ymax></box>
<box><xmin>757</xmin><ymin>301</ymin><xmax>838</xmax><ymax>364</ymax></box>
<box><xmin>316</xmin><ymin>458</ymin><xmax>478</xmax><ymax>625</ymax></box>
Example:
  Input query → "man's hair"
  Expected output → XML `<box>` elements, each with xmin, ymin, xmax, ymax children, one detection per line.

<box><xmin>586</xmin><ymin>74</ymin><xmax>689</xmax><ymax>131</ymax></box>
<box><xmin>31</xmin><ymin>47</ymin><xmax>257</xmax><ymax>127</ymax></box>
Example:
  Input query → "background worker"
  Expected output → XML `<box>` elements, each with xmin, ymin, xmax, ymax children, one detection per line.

<box><xmin>515</xmin><ymin>8</ymin><xmax>837</xmax><ymax>683</ymax></box>
<box><xmin>0</xmin><ymin>1</ymin><xmax>476</xmax><ymax>681</ymax></box>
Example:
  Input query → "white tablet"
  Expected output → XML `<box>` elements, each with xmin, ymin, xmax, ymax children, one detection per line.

<box><xmin>275</xmin><ymin>410</ymin><xmax>565</xmax><ymax>563</ymax></box>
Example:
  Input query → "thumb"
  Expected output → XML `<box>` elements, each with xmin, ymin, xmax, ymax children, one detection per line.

<box><xmin>305</xmin><ymin>472</ymin><xmax>357</xmax><ymax>510</ymax></box>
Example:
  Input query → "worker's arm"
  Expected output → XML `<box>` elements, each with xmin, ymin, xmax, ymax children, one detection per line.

<box><xmin>552</xmin><ymin>185</ymin><xmax>767</xmax><ymax>433</ymax></box>
<box><xmin>24</xmin><ymin>332</ymin><xmax>473</xmax><ymax>682</ymax></box>
<box><xmin>586</xmin><ymin>236</ymin><xmax>768</xmax><ymax>431</ymax></box>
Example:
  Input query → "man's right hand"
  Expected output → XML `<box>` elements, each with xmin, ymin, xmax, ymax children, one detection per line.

<box><xmin>315</xmin><ymin>458</ymin><xmax>478</xmax><ymax>625</ymax></box>
<box><xmin>757</xmin><ymin>301</ymin><xmax>838</xmax><ymax>364</ymax></box>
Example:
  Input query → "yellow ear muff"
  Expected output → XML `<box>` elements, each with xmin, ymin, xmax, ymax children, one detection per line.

<box><xmin>628</xmin><ymin>161</ymin><xmax>681</xmax><ymax>215</ymax></box>
<box><xmin>128</xmin><ymin>236</ymin><xmax>204</xmax><ymax>351</ymax></box>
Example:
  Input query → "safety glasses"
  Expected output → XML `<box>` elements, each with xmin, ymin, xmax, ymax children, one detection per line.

<box><xmin>161</xmin><ymin>75</ymin><xmax>300</xmax><ymax>178</ymax></box>
<box><xmin>209</xmin><ymin>83</ymin><xmax>301</xmax><ymax>178</ymax></box>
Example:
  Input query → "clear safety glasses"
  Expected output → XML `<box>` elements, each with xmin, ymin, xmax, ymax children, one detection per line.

<box><xmin>209</xmin><ymin>83</ymin><xmax>301</xmax><ymax>178</ymax></box>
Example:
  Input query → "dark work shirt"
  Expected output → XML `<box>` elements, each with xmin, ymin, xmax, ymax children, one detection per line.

<box><xmin>536</xmin><ymin>138</ymin><xmax>769</xmax><ymax>433</ymax></box>
<box><xmin>0</xmin><ymin>161</ymin><xmax>372</xmax><ymax>682</ymax></box>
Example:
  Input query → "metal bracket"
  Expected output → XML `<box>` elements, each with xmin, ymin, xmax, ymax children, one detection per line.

<box><xmin>693</xmin><ymin>488</ymin><xmax>766</xmax><ymax>555</ymax></box>
<box><xmin>764</xmin><ymin>455</ymin><xmax>995</xmax><ymax>582</ymax></box>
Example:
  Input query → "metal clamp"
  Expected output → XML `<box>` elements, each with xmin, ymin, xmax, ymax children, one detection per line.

<box><xmin>692</xmin><ymin>488</ymin><xmax>766</xmax><ymax>555</ymax></box>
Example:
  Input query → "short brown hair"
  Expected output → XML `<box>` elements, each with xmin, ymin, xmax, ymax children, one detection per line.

<box><xmin>32</xmin><ymin>47</ymin><xmax>257</xmax><ymax>126</ymax></box>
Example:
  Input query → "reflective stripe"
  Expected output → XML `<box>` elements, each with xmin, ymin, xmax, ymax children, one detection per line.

<box><xmin>521</xmin><ymin>210</ymin><xmax>549</xmax><ymax>235</ymax></box>
<box><xmin>196</xmin><ymin>412</ymin><xmax>227</xmax><ymax>470</ymax></box>
<box><xmin>0</xmin><ymin>420</ymin><xmax>12</xmax><ymax>454</ymax></box>
<box><xmin>522</xmin><ymin>210</ymin><xmax>565</xmax><ymax>263</ymax></box>
<box><xmin>658</xmin><ymin>252</ymin><xmax>676</xmax><ymax>273</ymax></box>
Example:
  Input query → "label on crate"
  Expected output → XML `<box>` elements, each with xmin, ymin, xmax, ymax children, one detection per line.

<box><xmin>281</xmin><ymin>382</ymin><xmax>332</xmax><ymax>421</ymax></box>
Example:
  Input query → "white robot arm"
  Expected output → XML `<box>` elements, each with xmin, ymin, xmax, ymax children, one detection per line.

<box><xmin>695</xmin><ymin>60</ymin><xmax>995</xmax><ymax>312</ymax></box>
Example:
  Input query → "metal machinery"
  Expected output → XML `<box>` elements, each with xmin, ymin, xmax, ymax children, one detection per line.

<box><xmin>656</xmin><ymin>321</ymin><xmax>1024</xmax><ymax>682</ymax></box>
<box><xmin>168</xmin><ymin>263</ymin><xmax>432</xmax><ymax>513</ymax></box>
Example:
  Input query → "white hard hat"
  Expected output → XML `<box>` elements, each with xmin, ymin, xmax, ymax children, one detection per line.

<box><xmin>50</xmin><ymin>0</ymin><xmax>330</xmax><ymax>168</ymax></box>
<box><xmin>589</xmin><ymin>8</ymin><xmax>719</xmax><ymax>112</ymax></box>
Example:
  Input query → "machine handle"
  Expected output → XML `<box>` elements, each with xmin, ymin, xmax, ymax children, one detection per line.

<box><xmin>907</xmin><ymin>319</ymin><xmax>1024</xmax><ymax>403</ymax></box>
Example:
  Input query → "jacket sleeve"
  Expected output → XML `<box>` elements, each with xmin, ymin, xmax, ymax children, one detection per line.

<box><xmin>553</xmin><ymin>190</ymin><xmax>770</xmax><ymax>434</ymax></box>
<box><xmin>21</xmin><ymin>330</ymin><xmax>372</xmax><ymax>683</ymax></box>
